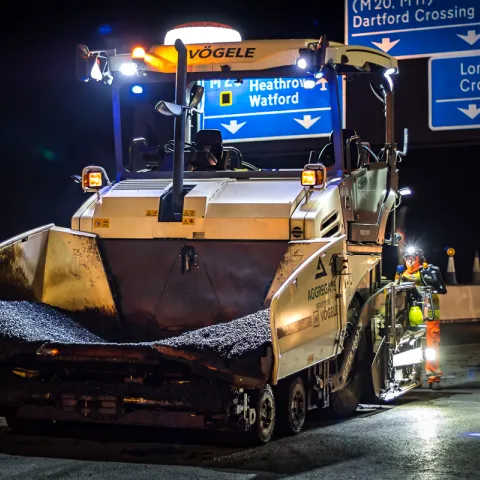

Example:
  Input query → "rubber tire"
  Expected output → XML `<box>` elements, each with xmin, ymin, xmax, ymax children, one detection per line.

<box><xmin>276</xmin><ymin>376</ymin><xmax>307</xmax><ymax>436</ymax></box>
<box><xmin>328</xmin><ymin>293</ymin><xmax>376</xmax><ymax>417</ymax></box>
<box><xmin>248</xmin><ymin>384</ymin><xmax>276</xmax><ymax>445</ymax></box>
<box><xmin>333</xmin><ymin>328</ymin><xmax>379</xmax><ymax>416</ymax></box>
<box><xmin>329</xmin><ymin>362</ymin><xmax>363</xmax><ymax>417</ymax></box>
<box><xmin>356</xmin><ymin>326</ymin><xmax>378</xmax><ymax>405</ymax></box>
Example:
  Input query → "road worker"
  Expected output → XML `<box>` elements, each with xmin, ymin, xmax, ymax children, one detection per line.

<box><xmin>395</xmin><ymin>246</ymin><xmax>442</xmax><ymax>389</ymax></box>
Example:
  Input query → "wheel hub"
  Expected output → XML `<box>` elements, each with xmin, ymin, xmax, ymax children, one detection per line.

<box><xmin>259</xmin><ymin>396</ymin><xmax>273</xmax><ymax>432</ymax></box>
<box><xmin>290</xmin><ymin>385</ymin><xmax>306</xmax><ymax>429</ymax></box>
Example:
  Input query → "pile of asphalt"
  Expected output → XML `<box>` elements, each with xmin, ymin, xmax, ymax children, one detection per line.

<box><xmin>157</xmin><ymin>308</ymin><xmax>271</xmax><ymax>359</ymax></box>
<box><xmin>0</xmin><ymin>301</ymin><xmax>272</xmax><ymax>359</ymax></box>
<box><xmin>0</xmin><ymin>301</ymin><xmax>106</xmax><ymax>344</ymax></box>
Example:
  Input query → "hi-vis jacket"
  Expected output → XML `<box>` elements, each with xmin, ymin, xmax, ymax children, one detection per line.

<box><xmin>395</xmin><ymin>267</ymin><xmax>440</xmax><ymax>321</ymax></box>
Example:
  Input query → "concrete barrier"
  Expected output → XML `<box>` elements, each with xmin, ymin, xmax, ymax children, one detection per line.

<box><xmin>439</xmin><ymin>285</ymin><xmax>480</xmax><ymax>323</ymax></box>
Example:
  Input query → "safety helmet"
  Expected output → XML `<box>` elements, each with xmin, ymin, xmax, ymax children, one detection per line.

<box><xmin>409</xmin><ymin>306</ymin><xmax>424</xmax><ymax>326</ymax></box>
<box><xmin>403</xmin><ymin>246</ymin><xmax>425</xmax><ymax>263</ymax></box>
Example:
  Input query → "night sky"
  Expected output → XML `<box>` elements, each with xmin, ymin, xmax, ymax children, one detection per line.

<box><xmin>1</xmin><ymin>0</ymin><xmax>479</xmax><ymax>282</ymax></box>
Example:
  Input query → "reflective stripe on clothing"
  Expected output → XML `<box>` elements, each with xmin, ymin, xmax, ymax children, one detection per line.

<box><xmin>425</xmin><ymin>319</ymin><xmax>442</xmax><ymax>377</ymax></box>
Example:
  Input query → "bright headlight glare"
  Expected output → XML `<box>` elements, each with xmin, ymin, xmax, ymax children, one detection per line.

<box><xmin>132</xmin><ymin>47</ymin><xmax>146</xmax><ymax>59</ymax></box>
<box><xmin>425</xmin><ymin>348</ymin><xmax>436</xmax><ymax>361</ymax></box>
<box><xmin>304</xmin><ymin>79</ymin><xmax>315</xmax><ymax>89</ymax></box>
<box><xmin>91</xmin><ymin>60</ymin><xmax>102</xmax><ymax>81</ymax></box>
<box><xmin>297</xmin><ymin>58</ymin><xmax>307</xmax><ymax>70</ymax></box>
<box><xmin>120</xmin><ymin>62</ymin><xmax>137</xmax><ymax>76</ymax></box>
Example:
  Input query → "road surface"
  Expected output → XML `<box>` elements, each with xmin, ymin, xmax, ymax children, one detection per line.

<box><xmin>0</xmin><ymin>323</ymin><xmax>478</xmax><ymax>479</ymax></box>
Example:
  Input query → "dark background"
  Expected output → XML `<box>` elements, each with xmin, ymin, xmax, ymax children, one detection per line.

<box><xmin>1</xmin><ymin>0</ymin><xmax>478</xmax><ymax>282</ymax></box>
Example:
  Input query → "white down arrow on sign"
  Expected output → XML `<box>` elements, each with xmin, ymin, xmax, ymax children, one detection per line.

<box><xmin>221</xmin><ymin>120</ymin><xmax>246</xmax><ymax>134</ymax></box>
<box><xmin>458</xmin><ymin>104</ymin><xmax>480</xmax><ymax>120</ymax></box>
<box><xmin>293</xmin><ymin>114</ymin><xmax>320</xmax><ymax>129</ymax></box>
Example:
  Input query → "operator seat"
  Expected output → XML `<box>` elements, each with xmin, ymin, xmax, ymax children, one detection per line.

<box><xmin>317</xmin><ymin>129</ymin><xmax>362</xmax><ymax>172</ymax></box>
<box><xmin>190</xmin><ymin>129</ymin><xmax>227</xmax><ymax>171</ymax></box>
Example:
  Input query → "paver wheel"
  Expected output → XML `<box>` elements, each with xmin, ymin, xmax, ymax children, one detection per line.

<box><xmin>249</xmin><ymin>384</ymin><xmax>276</xmax><ymax>445</ymax></box>
<box><xmin>276</xmin><ymin>376</ymin><xmax>306</xmax><ymax>436</ymax></box>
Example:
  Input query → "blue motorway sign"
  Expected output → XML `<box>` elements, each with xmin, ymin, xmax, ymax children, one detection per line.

<box><xmin>429</xmin><ymin>52</ymin><xmax>480</xmax><ymax>131</ymax></box>
<box><xmin>198</xmin><ymin>77</ymin><xmax>344</xmax><ymax>142</ymax></box>
<box><xmin>346</xmin><ymin>0</ymin><xmax>480</xmax><ymax>59</ymax></box>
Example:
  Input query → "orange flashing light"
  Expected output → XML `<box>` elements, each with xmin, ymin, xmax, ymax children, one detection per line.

<box><xmin>81</xmin><ymin>165</ymin><xmax>110</xmax><ymax>193</ymax></box>
<box><xmin>301</xmin><ymin>169</ymin><xmax>324</xmax><ymax>187</ymax></box>
<box><xmin>86</xmin><ymin>171</ymin><xmax>103</xmax><ymax>188</ymax></box>
<box><xmin>132</xmin><ymin>47</ymin><xmax>146</xmax><ymax>59</ymax></box>
<box><xmin>301</xmin><ymin>170</ymin><xmax>316</xmax><ymax>186</ymax></box>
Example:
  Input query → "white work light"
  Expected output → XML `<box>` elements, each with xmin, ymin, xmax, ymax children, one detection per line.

<box><xmin>425</xmin><ymin>348</ymin><xmax>436</xmax><ymax>361</ymax></box>
<box><xmin>164</xmin><ymin>22</ymin><xmax>241</xmax><ymax>45</ymax></box>
<box><xmin>303</xmin><ymin>79</ymin><xmax>315</xmax><ymax>89</ymax></box>
<box><xmin>119</xmin><ymin>62</ymin><xmax>137</xmax><ymax>76</ymax></box>
<box><xmin>399</xmin><ymin>187</ymin><xmax>412</xmax><ymax>196</ymax></box>
<box><xmin>296</xmin><ymin>58</ymin><xmax>308</xmax><ymax>70</ymax></box>
<box><xmin>91</xmin><ymin>59</ymin><xmax>102</xmax><ymax>81</ymax></box>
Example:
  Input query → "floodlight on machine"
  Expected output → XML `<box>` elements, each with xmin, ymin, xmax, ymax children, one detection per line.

<box><xmin>296</xmin><ymin>57</ymin><xmax>308</xmax><ymax>70</ymax></box>
<box><xmin>131</xmin><ymin>85</ymin><xmax>143</xmax><ymax>94</ymax></box>
<box><xmin>119</xmin><ymin>62</ymin><xmax>137</xmax><ymax>76</ymax></box>
<box><xmin>296</xmin><ymin>35</ymin><xmax>329</xmax><ymax>80</ymax></box>
<box><xmin>90</xmin><ymin>58</ymin><xmax>103</xmax><ymax>81</ymax></box>
<box><xmin>398</xmin><ymin>187</ymin><xmax>412</xmax><ymax>196</ymax></box>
